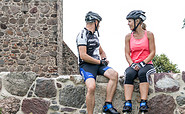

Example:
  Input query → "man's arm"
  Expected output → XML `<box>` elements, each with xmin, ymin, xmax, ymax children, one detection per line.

<box><xmin>99</xmin><ymin>46</ymin><xmax>106</xmax><ymax>59</ymax></box>
<box><xmin>78</xmin><ymin>46</ymin><xmax>100</xmax><ymax>64</ymax></box>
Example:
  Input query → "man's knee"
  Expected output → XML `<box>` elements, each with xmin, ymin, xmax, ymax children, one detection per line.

<box><xmin>87</xmin><ymin>84</ymin><xmax>96</xmax><ymax>94</ymax></box>
<box><xmin>105</xmin><ymin>69</ymin><xmax>118</xmax><ymax>81</ymax></box>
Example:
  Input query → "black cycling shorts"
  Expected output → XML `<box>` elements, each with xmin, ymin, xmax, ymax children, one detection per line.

<box><xmin>124</xmin><ymin>64</ymin><xmax>156</xmax><ymax>84</ymax></box>
<box><xmin>79</xmin><ymin>62</ymin><xmax>112</xmax><ymax>82</ymax></box>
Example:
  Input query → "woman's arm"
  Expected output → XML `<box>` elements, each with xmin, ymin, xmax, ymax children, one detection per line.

<box><xmin>143</xmin><ymin>31</ymin><xmax>156</xmax><ymax>64</ymax></box>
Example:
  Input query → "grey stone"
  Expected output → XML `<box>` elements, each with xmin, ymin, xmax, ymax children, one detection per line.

<box><xmin>0</xmin><ymin>32</ymin><xmax>4</xmax><ymax>36</ymax></box>
<box><xmin>10</xmin><ymin>18</ymin><xmax>17</xmax><ymax>24</ymax></box>
<box><xmin>49</xmin><ymin>50</ymin><xmax>57</xmax><ymax>57</ymax></box>
<box><xmin>18</xmin><ymin>18</ymin><xmax>25</xmax><ymax>25</ymax></box>
<box><xmin>13</xmin><ymin>0</ymin><xmax>21</xmax><ymax>2</ymax></box>
<box><xmin>3</xmin><ymin>72</ymin><xmax>37</xmax><ymax>96</ymax></box>
<box><xmin>28</xmin><ymin>18</ymin><xmax>36</xmax><ymax>24</ymax></box>
<box><xmin>20</xmin><ymin>54</ymin><xmax>26</xmax><ymax>59</ymax></box>
<box><xmin>17</xmin><ymin>60</ymin><xmax>26</xmax><ymax>65</ymax></box>
<box><xmin>0</xmin><ymin>59</ymin><xmax>5</xmax><ymax>65</ymax></box>
<box><xmin>10</xmin><ymin>6</ymin><xmax>20</xmax><ymax>14</ymax></box>
<box><xmin>36</xmin><ymin>58</ymin><xmax>47</xmax><ymax>65</ymax></box>
<box><xmin>29</xmin><ymin>30</ymin><xmax>40</xmax><ymax>37</ymax></box>
<box><xmin>59</xmin><ymin>85</ymin><xmax>85</xmax><ymax>108</ymax></box>
<box><xmin>0</xmin><ymin>17</ymin><xmax>8</xmax><ymax>23</ymax></box>
<box><xmin>40</xmin><ymin>6</ymin><xmax>50</xmax><ymax>14</ymax></box>
<box><xmin>32</xmin><ymin>66</ymin><xmax>39</xmax><ymax>72</ymax></box>
<box><xmin>35</xmin><ymin>78</ymin><xmax>57</xmax><ymax>98</ymax></box>
<box><xmin>96</xmin><ymin>75</ymin><xmax>109</xmax><ymax>83</ymax></box>
<box><xmin>49</xmin><ymin>105</ymin><xmax>59</xmax><ymax>111</ymax></box>
<box><xmin>176</xmin><ymin>95</ymin><xmax>185</xmax><ymax>106</ymax></box>
<box><xmin>94</xmin><ymin>84</ymin><xmax>124</xmax><ymax>113</ymax></box>
<box><xmin>47</xmin><ymin>19</ymin><xmax>57</xmax><ymax>25</ymax></box>
<box><xmin>154</xmin><ymin>73</ymin><xmax>180</xmax><ymax>92</ymax></box>
<box><xmin>29</xmin><ymin>54</ymin><xmax>36</xmax><ymax>60</ymax></box>
<box><xmin>2</xmin><ymin>6</ymin><xmax>9</xmax><ymax>12</ymax></box>
<box><xmin>0</xmin><ymin>78</ymin><xmax>2</xmax><ymax>91</ymax></box>
<box><xmin>182</xmin><ymin>71</ymin><xmax>185</xmax><ymax>82</ymax></box>
<box><xmin>22</xmin><ymin>0</ymin><xmax>32</xmax><ymax>3</ymax></box>
<box><xmin>60</xmin><ymin>107</ymin><xmax>77</xmax><ymax>112</ymax></box>
<box><xmin>148</xmin><ymin>94</ymin><xmax>176</xmax><ymax>114</ymax></box>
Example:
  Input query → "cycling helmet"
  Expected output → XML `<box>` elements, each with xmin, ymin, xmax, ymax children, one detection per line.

<box><xmin>126</xmin><ymin>10</ymin><xmax>146</xmax><ymax>21</ymax></box>
<box><xmin>126</xmin><ymin>10</ymin><xmax>146</xmax><ymax>31</ymax></box>
<box><xmin>85</xmin><ymin>11</ymin><xmax>102</xmax><ymax>23</ymax></box>
<box><xmin>85</xmin><ymin>11</ymin><xmax>102</xmax><ymax>36</ymax></box>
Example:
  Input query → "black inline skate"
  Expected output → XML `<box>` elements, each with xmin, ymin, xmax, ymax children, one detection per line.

<box><xmin>122</xmin><ymin>100</ymin><xmax>132</xmax><ymax>114</ymax></box>
<box><xmin>139</xmin><ymin>100</ymin><xmax>148</xmax><ymax>114</ymax></box>
<box><xmin>102</xmin><ymin>102</ymin><xmax>120</xmax><ymax>114</ymax></box>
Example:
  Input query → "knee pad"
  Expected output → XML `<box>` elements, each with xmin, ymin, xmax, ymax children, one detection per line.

<box><xmin>138</xmin><ymin>72</ymin><xmax>148</xmax><ymax>83</ymax></box>
<box><xmin>124</xmin><ymin>72</ymin><xmax>135</xmax><ymax>84</ymax></box>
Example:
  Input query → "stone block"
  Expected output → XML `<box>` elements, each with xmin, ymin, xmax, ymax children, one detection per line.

<box><xmin>59</xmin><ymin>84</ymin><xmax>85</xmax><ymax>108</ymax></box>
<box><xmin>22</xmin><ymin>98</ymin><xmax>50</xmax><ymax>114</ymax></box>
<box><xmin>154</xmin><ymin>73</ymin><xmax>180</xmax><ymax>92</ymax></box>
<box><xmin>3</xmin><ymin>72</ymin><xmax>37</xmax><ymax>96</ymax></box>
<box><xmin>147</xmin><ymin>94</ymin><xmax>176</xmax><ymax>114</ymax></box>
<box><xmin>35</xmin><ymin>78</ymin><xmax>57</xmax><ymax>98</ymax></box>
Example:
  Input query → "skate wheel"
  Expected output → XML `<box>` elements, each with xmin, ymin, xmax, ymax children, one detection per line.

<box><xmin>123</xmin><ymin>112</ymin><xmax>128</xmax><ymax>114</ymax></box>
<box><xmin>141</xmin><ymin>112</ymin><xmax>145</xmax><ymax>114</ymax></box>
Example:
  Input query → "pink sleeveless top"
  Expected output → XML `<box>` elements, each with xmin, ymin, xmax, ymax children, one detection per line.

<box><xmin>130</xmin><ymin>30</ymin><xmax>153</xmax><ymax>64</ymax></box>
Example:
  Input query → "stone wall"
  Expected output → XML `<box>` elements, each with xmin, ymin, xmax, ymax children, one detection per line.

<box><xmin>0</xmin><ymin>71</ymin><xmax>185</xmax><ymax>114</ymax></box>
<box><xmin>62</xmin><ymin>41</ymin><xmax>79</xmax><ymax>75</ymax></box>
<box><xmin>0</xmin><ymin>0</ymin><xmax>78</xmax><ymax>77</ymax></box>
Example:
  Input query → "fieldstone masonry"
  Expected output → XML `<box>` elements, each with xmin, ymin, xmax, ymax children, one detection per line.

<box><xmin>0</xmin><ymin>72</ymin><xmax>185</xmax><ymax>113</ymax></box>
<box><xmin>0</xmin><ymin>0</ymin><xmax>78</xmax><ymax>77</ymax></box>
<box><xmin>0</xmin><ymin>0</ymin><xmax>185</xmax><ymax>114</ymax></box>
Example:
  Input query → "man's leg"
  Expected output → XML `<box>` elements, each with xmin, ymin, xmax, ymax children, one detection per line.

<box><xmin>104</xmin><ymin>68</ymin><xmax>118</xmax><ymax>102</ymax></box>
<box><xmin>85</xmin><ymin>78</ymin><xmax>96</xmax><ymax>114</ymax></box>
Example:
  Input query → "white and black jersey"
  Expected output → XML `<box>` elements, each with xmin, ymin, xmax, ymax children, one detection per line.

<box><xmin>76</xmin><ymin>28</ymin><xmax>100</xmax><ymax>65</ymax></box>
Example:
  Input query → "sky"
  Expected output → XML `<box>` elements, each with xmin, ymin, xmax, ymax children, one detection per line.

<box><xmin>63</xmin><ymin>0</ymin><xmax>185</xmax><ymax>75</ymax></box>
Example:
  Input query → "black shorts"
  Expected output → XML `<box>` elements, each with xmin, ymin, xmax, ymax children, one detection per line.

<box><xmin>79</xmin><ymin>62</ymin><xmax>112</xmax><ymax>82</ymax></box>
<box><xmin>124</xmin><ymin>64</ymin><xmax>156</xmax><ymax>84</ymax></box>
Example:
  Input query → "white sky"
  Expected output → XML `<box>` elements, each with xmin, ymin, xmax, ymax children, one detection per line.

<box><xmin>63</xmin><ymin>0</ymin><xmax>185</xmax><ymax>75</ymax></box>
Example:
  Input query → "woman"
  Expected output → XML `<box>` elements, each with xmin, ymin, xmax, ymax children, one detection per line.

<box><xmin>123</xmin><ymin>10</ymin><xmax>156</xmax><ymax>113</ymax></box>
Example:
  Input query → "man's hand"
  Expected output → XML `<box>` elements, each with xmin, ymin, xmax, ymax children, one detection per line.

<box><xmin>100</xmin><ymin>58</ymin><xmax>109</xmax><ymax>66</ymax></box>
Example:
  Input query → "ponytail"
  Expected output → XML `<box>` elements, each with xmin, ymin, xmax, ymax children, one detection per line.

<box><xmin>142</xmin><ymin>23</ymin><xmax>146</xmax><ymax>30</ymax></box>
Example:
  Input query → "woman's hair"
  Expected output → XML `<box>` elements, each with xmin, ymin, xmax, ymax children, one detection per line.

<box><xmin>142</xmin><ymin>23</ymin><xmax>146</xmax><ymax>30</ymax></box>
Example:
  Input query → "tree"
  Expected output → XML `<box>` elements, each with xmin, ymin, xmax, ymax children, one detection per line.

<box><xmin>152</xmin><ymin>54</ymin><xmax>180</xmax><ymax>73</ymax></box>
<box><xmin>182</xmin><ymin>18</ymin><xmax>185</xmax><ymax>29</ymax></box>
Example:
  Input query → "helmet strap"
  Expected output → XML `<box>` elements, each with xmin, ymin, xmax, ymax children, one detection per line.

<box><xmin>133</xmin><ymin>19</ymin><xmax>142</xmax><ymax>31</ymax></box>
<box><xmin>95</xmin><ymin>21</ymin><xmax>100</xmax><ymax>37</ymax></box>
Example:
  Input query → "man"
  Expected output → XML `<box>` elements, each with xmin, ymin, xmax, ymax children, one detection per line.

<box><xmin>76</xmin><ymin>11</ymin><xmax>120</xmax><ymax>114</ymax></box>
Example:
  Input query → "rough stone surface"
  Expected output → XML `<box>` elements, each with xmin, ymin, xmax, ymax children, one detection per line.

<box><xmin>154</xmin><ymin>73</ymin><xmax>180</xmax><ymax>92</ymax></box>
<box><xmin>3</xmin><ymin>72</ymin><xmax>37</xmax><ymax>96</ymax></box>
<box><xmin>94</xmin><ymin>84</ymin><xmax>124</xmax><ymax>114</ymax></box>
<box><xmin>0</xmin><ymin>97</ymin><xmax>21</xmax><ymax>114</ymax></box>
<box><xmin>147</xmin><ymin>94</ymin><xmax>176</xmax><ymax>114</ymax></box>
<box><xmin>59</xmin><ymin>85</ymin><xmax>85</xmax><ymax>108</ymax></box>
<box><xmin>176</xmin><ymin>95</ymin><xmax>185</xmax><ymax>106</ymax></box>
<box><xmin>0</xmin><ymin>78</ymin><xmax>2</xmax><ymax>91</ymax></box>
<box><xmin>35</xmin><ymin>78</ymin><xmax>57</xmax><ymax>98</ymax></box>
<box><xmin>22</xmin><ymin>98</ymin><xmax>50</xmax><ymax>114</ymax></box>
<box><xmin>182</xmin><ymin>71</ymin><xmax>185</xmax><ymax>82</ymax></box>
<box><xmin>179</xmin><ymin>105</ymin><xmax>185</xmax><ymax>114</ymax></box>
